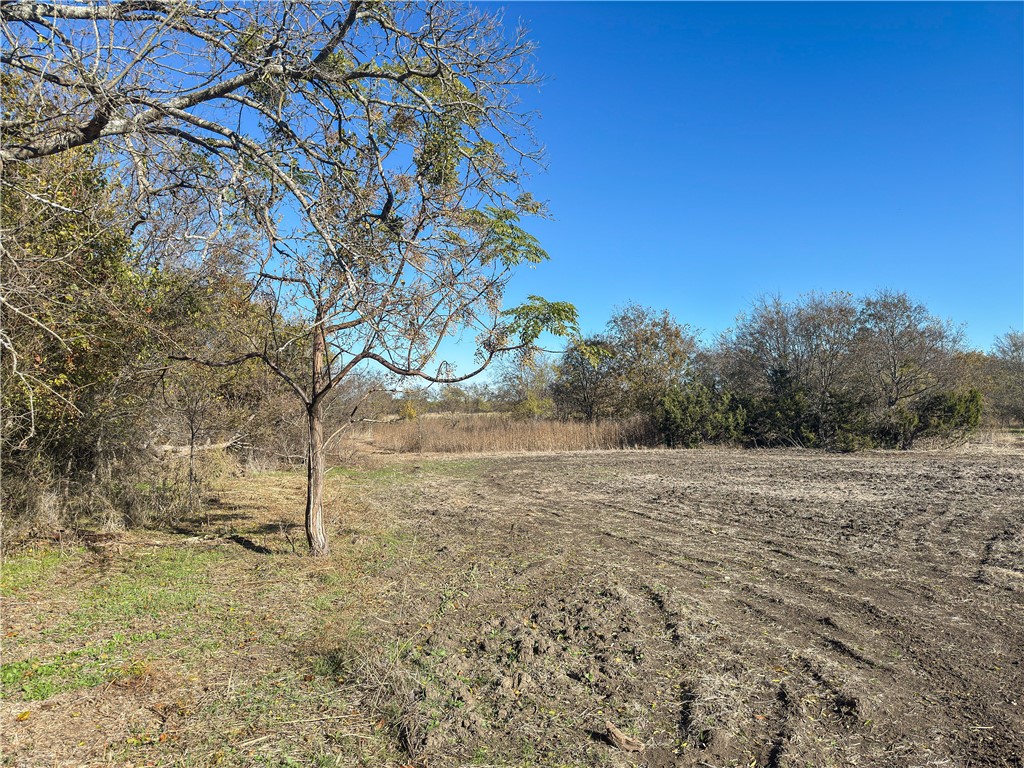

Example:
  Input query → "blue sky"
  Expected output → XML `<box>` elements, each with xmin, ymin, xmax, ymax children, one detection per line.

<box><xmin>488</xmin><ymin>1</ymin><xmax>1022</xmax><ymax>357</ymax></box>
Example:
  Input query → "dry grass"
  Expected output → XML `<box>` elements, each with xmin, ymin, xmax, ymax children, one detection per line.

<box><xmin>967</xmin><ymin>425</ymin><xmax>1024</xmax><ymax>446</ymax></box>
<box><xmin>0</xmin><ymin>470</ymin><xmax>414</xmax><ymax>768</ymax></box>
<box><xmin>343</xmin><ymin>413</ymin><xmax>659</xmax><ymax>455</ymax></box>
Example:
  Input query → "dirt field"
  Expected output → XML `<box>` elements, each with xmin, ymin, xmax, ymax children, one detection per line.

<box><xmin>2</xmin><ymin>445</ymin><xmax>1022</xmax><ymax>767</ymax></box>
<box><xmin>345</xmin><ymin>446</ymin><xmax>1024</xmax><ymax>767</ymax></box>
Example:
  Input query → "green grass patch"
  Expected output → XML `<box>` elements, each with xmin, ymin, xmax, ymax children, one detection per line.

<box><xmin>69</xmin><ymin>546</ymin><xmax>224</xmax><ymax>628</ymax></box>
<box><xmin>326</xmin><ymin>465</ymin><xmax>410</xmax><ymax>484</ymax></box>
<box><xmin>0</xmin><ymin>548</ymin><xmax>82</xmax><ymax>596</ymax></box>
<box><xmin>1</xmin><ymin>631</ymin><xmax>160</xmax><ymax>701</ymax></box>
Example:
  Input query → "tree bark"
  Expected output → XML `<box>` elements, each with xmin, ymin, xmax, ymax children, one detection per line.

<box><xmin>305</xmin><ymin>399</ymin><xmax>329</xmax><ymax>557</ymax></box>
<box><xmin>187</xmin><ymin>424</ymin><xmax>199</xmax><ymax>514</ymax></box>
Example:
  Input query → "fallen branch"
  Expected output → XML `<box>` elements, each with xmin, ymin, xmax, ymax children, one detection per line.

<box><xmin>605</xmin><ymin>720</ymin><xmax>644</xmax><ymax>752</ymax></box>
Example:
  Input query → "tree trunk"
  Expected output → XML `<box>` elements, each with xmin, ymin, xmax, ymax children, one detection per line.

<box><xmin>187</xmin><ymin>423</ymin><xmax>199</xmax><ymax>514</ymax></box>
<box><xmin>305</xmin><ymin>400</ymin><xmax>329</xmax><ymax>556</ymax></box>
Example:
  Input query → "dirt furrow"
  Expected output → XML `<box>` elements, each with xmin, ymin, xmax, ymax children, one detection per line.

<box><xmin>356</xmin><ymin>447</ymin><xmax>1023</xmax><ymax>766</ymax></box>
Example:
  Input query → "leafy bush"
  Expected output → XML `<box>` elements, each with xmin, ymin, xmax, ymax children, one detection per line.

<box><xmin>872</xmin><ymin>388</ymin><xmax>982</xmax><ymax>448</ymax></box>
<box><xmin>659</xmin><ymin>384</ymin><xmax>746</xmax><ymax>448</ymax></box>
<box><xmin>913</xmin><ymin>388</ymin><xmax>983</xmax><ymax>445</ymax></box>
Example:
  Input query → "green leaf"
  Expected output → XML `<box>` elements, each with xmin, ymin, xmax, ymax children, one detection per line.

<box><xmin>502</xmin><ymin>295</ymin><xmax>581</xmax><ymax>345</ymax></box>
<box><xmin>477</xmin><ymin>207</ymin><xmax>548</xmax><ymax>268</ymax></box>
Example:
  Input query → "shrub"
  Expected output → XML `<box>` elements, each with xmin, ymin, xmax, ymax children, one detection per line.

<box><xmin>872</xmin><ymin>388</ymin><xmax>982</xmax><ymax>449</ymax></box>
<box><xmin>914</xmin><ymin>388</ymin><xmax>983</xmax><ymax>445</ymax></box>
<box><xmin>740</xmin><ymin>371</ymin><xmax>815</xmax><ymax>448</ymax></box>
<box><xmin>659</xmin><ymin>384</ymin><xmax>746</xmax><ymax>448</ymax></box>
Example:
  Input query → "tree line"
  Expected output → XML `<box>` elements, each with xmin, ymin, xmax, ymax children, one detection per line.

<box><xmin>415</xmin><ymin>297</ymin><xmax>1020</xmax><ymax>453</ymax></box>
<box><xmin>580</xmin><ymin>298</ymin><xmax>1013</xmax><ymax>449</ymax></box>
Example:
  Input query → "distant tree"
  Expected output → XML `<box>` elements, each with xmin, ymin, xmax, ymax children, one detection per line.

<box><xmin>551</xmin><ymin>336</ymin><xmax>616</xmax><ymax>421</ymax></box>
<box><xmin>494</xmin><ymin>350</ymin><xmax>557</xmax><ymax>419</ymax></box>
<box><xmin>605</xmin><ymin>304</ymin><xmax>697</xmax><ymax>417</ymax></box>
<box><xmin>158</xmin><ymin>364</ymin><xmax>228</xmax><ymax>510</ymax></box>
<box><xmin>715</xmin><ymin>296</ymin><xmax>816</xmax><ymax>446</ymax></box>
<box><xmin>430</xmin><ymin>381</ymin><xmax>499</xmax><ymax>414</ymax></box>
<box><xmin>856</xmin><ymin>290</ymin><xmax>964</xmax><ymax>408</ymax></box>
<box><xmin>722</xmin><ymin>295</ymin><xmax>806</xmax><ymax>399</ymax></box>
<box><xmin>793</xmin><ymin>292</ymin><xmax>860</xmax><ymax>444</ymax></box>
<box><xmin>989</xmin><ymin>331</ymin><xmax>1024</xmax><ymax>425</ymax></box>
<box><xmin>433</xmin><ymin>385</ymin><xmax>465</xmax><ymax>414</ymax></box>
<box><xmin>462</xmin><ymin>382</ymin><xmax>500</xmax><ymax>414</ymax></box>
<box><xmin>855</xmin><ymin>290</ymin><xmax>969</xmax><ymax>447</ymax></box>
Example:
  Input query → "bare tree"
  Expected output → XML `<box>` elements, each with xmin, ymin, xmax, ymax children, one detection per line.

<box><xmin>2</xmin><ymin>1</ymin><xmax>577</xmax><ymax>554</ymax></box>
<box><xmin>605</xmin><ymin>304</ymin><xmax>696</xmax><ymax>417</ymax></box>
<box><xmin>493</xmin><ymin>348</ymin><xmax>557</xmax><ymax>419</ymax></box>
<box><xmin>856</xmin><ymin>289</ymin><xmax>964</xmax><ymax>409</ymax></box>
<box><xmin>551</xmin><ymin>336</ymin><xmax>616</xmax><ymax>422</ymax></box>
<box><xmin>990</xmin><ymin>330</ymin><xmax>1024</xmax><ymax>425</ymax></box>
<box><xmin>795</xmin><ymin>293</ymin><xmax>858</xmax><ymax>400</ymax></box>
<box><xmin>793</xmin><ymin>291</ymin><xmax>859</xmax><ymax>440</ymax></box>
<box><xmin>718</xmin><ymin>295</ymin><xmax>806</xmax><ymax>399</ymax></box>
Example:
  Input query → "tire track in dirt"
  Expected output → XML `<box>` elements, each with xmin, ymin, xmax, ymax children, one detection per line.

<box><xmin>482</xmin><ymin>451</ymin><xmax>1023</xmax><ymax>764</ymax></box>
<box><xmin>358</xmin><ymin>447</ymin><xmax>1023</xmax><ymax>766</ymax></box>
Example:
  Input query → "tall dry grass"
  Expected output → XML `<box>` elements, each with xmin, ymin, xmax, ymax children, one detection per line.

<box><xmin>344</xmin><ymin>413</ymin><xmax>660</xmax><ymax>454</ymax></box>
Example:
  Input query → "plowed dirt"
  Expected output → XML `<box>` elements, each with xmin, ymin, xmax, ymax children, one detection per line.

<box><xmin>348</xmin><ymin>446</ymin><xmax>1023</xmax><ymax>767</ymax></box>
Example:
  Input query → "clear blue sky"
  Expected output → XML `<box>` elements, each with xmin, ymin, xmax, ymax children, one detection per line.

<box><xmin>490</xmin><ymin>1</ymin><xmax>1023</xmax><ymax>356</ymax></box>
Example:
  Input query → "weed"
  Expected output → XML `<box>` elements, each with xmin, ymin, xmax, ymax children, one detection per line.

<box><xmin>311</xmin><ymin>648</ymin><xmax>356</xmax><ymax>680</ymax></box>
<box><xmin>1</xmin><ymin>634</ymin><xmax>154</xmax><ymax>701</ymax></box>
<box><xmin>0</xmin><ymin>548</ymin><xmax>80</xmax><ymax>596</ymax></box>
<box><xmin>470</xmin><ymin>745</ymin><xmax>491</xmax><ymax>764</ymax></box>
